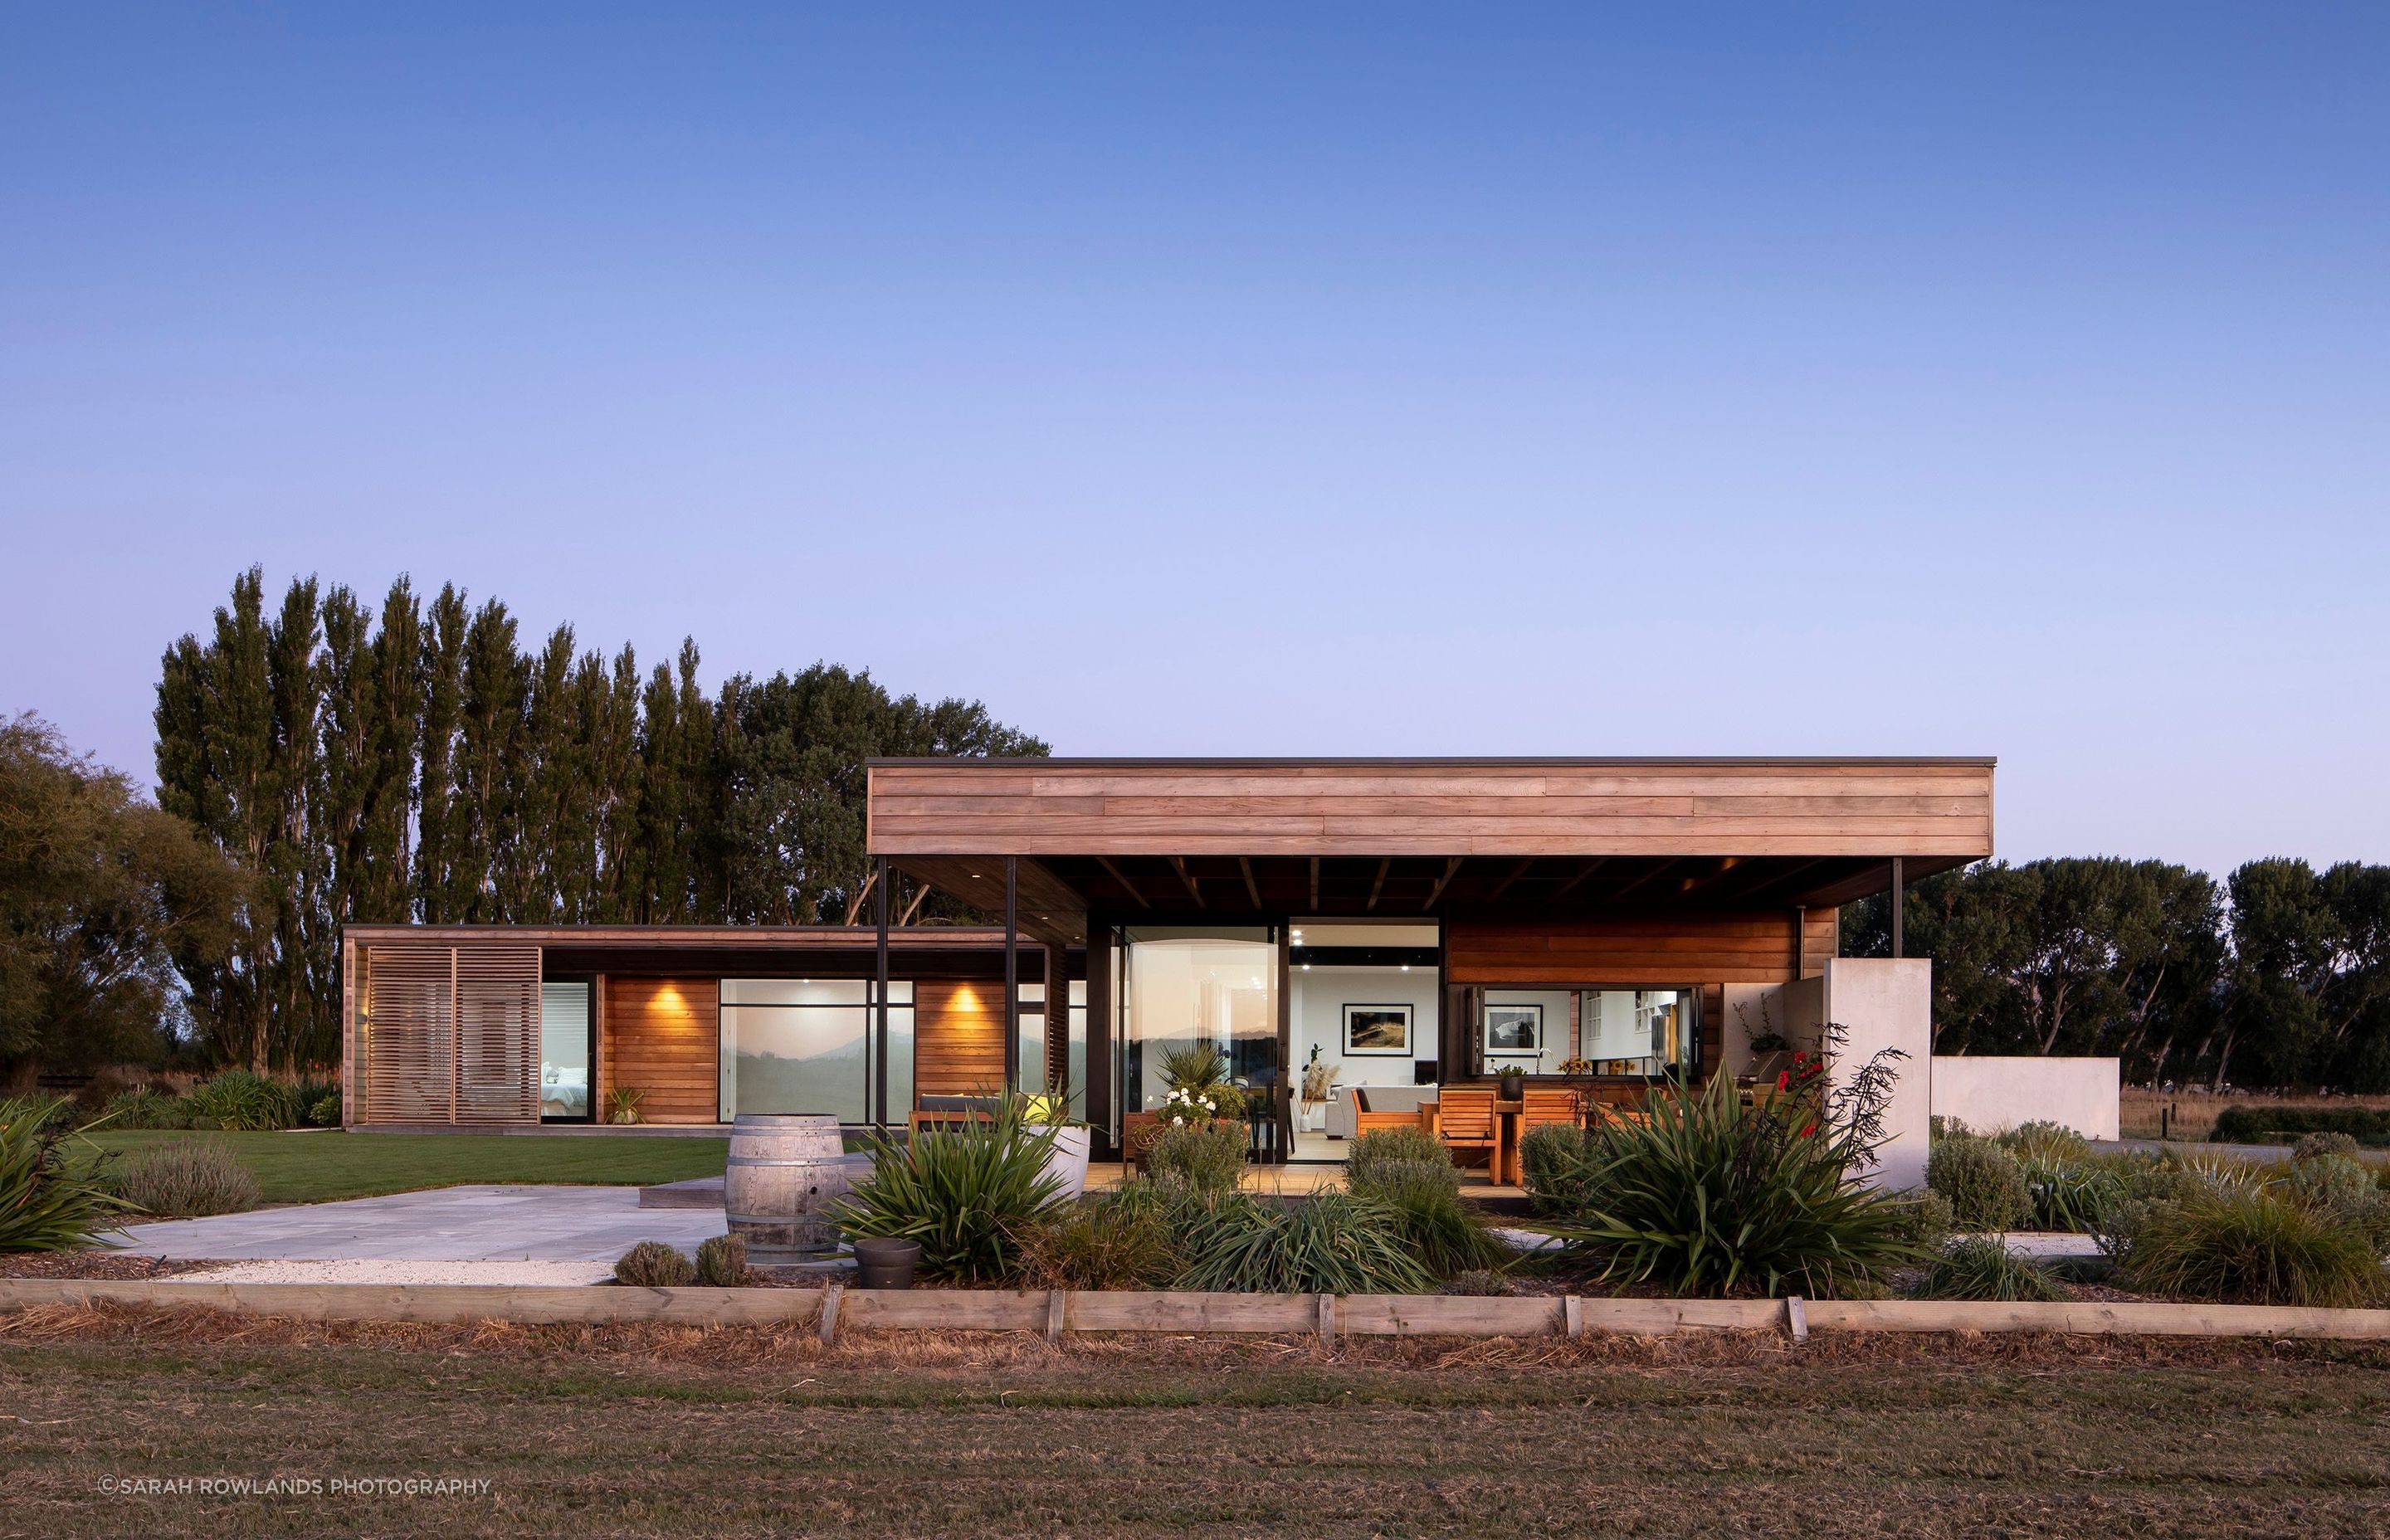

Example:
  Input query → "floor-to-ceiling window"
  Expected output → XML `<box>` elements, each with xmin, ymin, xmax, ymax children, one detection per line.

<box><xmin>1119</xmin><ymin>928</ymin><xmax>1279</xmax><ymax>1118</ymax></box>
<box><xmin>1017</xmin><ymin>979</ymin><xmax>1088</xmax><ymax>1118</ymax></box>
<box><xmin>539</xmin><ymin>982</ymin><xmax>592</xmax><ymax>1122</ymax></box>
<box><xmin>719</xmin><ymin>978</ymin><xmax>915</xmax><ymax>1123</ymax></box>
<box><xmin>1286</xmin><ymin>920</ymin><xmax>1440</xmax><ymax>1159</ymax></box>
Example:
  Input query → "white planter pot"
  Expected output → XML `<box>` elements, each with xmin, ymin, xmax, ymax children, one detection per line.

<box><xmin>1034</xmin><ymin>1124</ymin><xmax>1092</xmax><ymax>1199</ymax></box>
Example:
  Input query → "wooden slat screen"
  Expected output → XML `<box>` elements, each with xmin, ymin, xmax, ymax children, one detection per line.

<box><xmin>359</xmin><ymin>943</ymin><xmax>540</xmax><ymax>1124</ymax></box>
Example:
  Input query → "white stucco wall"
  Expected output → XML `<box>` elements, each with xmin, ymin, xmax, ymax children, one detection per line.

<box><xmin>1931</xmin><ymin>1056</ymin><xmax>2120</xmax><ymax>1142</ymax></box>
<box><xmin>1821</xmin><ymin>958</ymin><xmax>1933</xmax><ymax>1192</ymax></box>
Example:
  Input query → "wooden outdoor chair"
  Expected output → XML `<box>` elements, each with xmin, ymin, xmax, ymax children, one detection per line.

<box><xmin>1430</xmin><ymin>1085</ymin><xmax>1503</xmax><ymax>1182</ymax></box>
<box><xmin>1349</xmin><ymin>1086</ymin><xmax>1432</xmax><ymax>1138</ymax></box>
<box><xmin>1517</xmin><ymin>1087</ymin><xmax>1581</xmax><ymax>1133</ymax></box>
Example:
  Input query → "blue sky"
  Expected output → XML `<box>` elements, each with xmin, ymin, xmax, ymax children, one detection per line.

<box><xmin>3</xmin><ymin>5</ymin><xmax>2384</xmax><ymax>877</ymax></box>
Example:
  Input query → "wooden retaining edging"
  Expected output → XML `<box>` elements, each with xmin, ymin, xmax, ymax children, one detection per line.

<box><xmin>3</xmin><ymin>1279</ymin><xmax>2388</xmax><ymax>1341</ymax></box>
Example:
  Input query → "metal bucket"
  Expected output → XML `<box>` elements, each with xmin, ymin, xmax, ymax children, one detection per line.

<box><xmin>724</xmin><ymin>1113</ymin><xmax>851</xmax><ymax>1261</ymax></box>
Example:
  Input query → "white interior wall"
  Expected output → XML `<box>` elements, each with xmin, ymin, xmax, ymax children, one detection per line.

<box><xmin>1291</xmin><ymin>965</ymin><xmax>1441</xmax><ymax>1090</ymax></box>
<box><xmin>1480</xmin><ymin>987</ymin><xmax>1573</xmax><ymax>1072</ymax></box>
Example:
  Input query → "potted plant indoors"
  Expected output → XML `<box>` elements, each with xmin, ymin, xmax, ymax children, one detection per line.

<box><xmin>1494</xmin><ymin>1062</ymin><xmax>1526</xmax><ymax>1099</ymax></box>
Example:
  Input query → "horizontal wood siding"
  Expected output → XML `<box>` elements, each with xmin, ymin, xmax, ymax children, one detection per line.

<box><xmin>1447</xmin><ymin>910</ymin><xmax>1837</xmax><ymax>987</ymax></box>
<box><xmin>602</xmin><ymin>977</ymin><xmax>719</xmax><ymax>1124</ymax></box>
<box><xmin>869</xmin><ymin>761</ymin><xmax>1993</xmax><ymax>859</ymax></box>
<box><xmin>915</xmin><ymin>979</ymin><xmax>1007</xmax><ymax>1097</ymax></box>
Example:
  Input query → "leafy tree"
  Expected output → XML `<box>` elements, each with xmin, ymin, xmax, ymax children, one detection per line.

<box><xmin>1</xmin><ymin>715</ymin><xmax>243</xmax><ymax>1079</ymax></box>
<box><xmin>1845</xmin><ymin>858</ymin><xmax>2222</xmax><ymax>1079</ymax></box>
<box><xmin>144</xmin><ymin>568</ymin><xmax>1042</xmax><ymax>1068</ymax></box>
<box><xmin>716</xmin><ymin>664</ymin><xmax>1048</xmax><ymax>925</ymax></box>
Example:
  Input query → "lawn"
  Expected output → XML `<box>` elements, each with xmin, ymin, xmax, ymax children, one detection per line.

<box><xmin>80</xmin><ymin>1131</ymin><xmax>727</xmax><ymax>1206</ymax></box>
<box><xmin>3</xmin><ymin>1311</ymin><xmax>2388</xmax><ymax>1538</ymax></box>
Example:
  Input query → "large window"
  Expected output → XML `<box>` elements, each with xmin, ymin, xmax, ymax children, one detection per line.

<box><xmin>1120</xmin><ymin>928</ymin><xmax>1279</xmax><ymax>1115</ymax></box>
<box><xmin>1480</xmin><ymin>987</ymin><xmax>1695</xmax><ymax>1078</ymax></box>
<box><xmin>719</xmin><ymin>978</ymin><xmax>914</xmax><ymax>1123</ymax></box>
<box><xmin>1017</xmin><ymin>980</ymin><xmax>1089</xmax><ymax>1120</ymax></box>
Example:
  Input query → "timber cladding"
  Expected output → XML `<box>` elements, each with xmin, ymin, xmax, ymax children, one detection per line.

<box><xmin>866</xmin><ymin>758</ymin><xmax>1994</xmax><ymax>859</ymax></box>
<box><xmin>601</xmin><ymin>977</ymin><xmax>720</xmax><ymax>1124</ymax></box>
<box><xmin>1446</xmin><ymin>911</ymin><xmax>1837</xmax><ymax>988</ymax></box>
<box><xmin>357</xmin><ymin>943</ymin><xmax>541</xmax><ymax>1124</ymax></box>
<box><xmin>915</xmin><ymin>979</ymin><xmax>1007</xmax><ymax>1097</ymax></box>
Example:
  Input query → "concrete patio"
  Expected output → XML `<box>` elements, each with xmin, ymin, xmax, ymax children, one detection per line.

<box><xmin>110</xmin><ymin>1185</ymin><xmax>730</xmax><ymax>1267</ymax></box>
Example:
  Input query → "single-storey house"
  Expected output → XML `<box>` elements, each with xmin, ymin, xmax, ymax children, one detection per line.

<box><xmin>342</xmin><ymin>756</ymin><xmax>1994</xmax><ymax>1185</ymax></box>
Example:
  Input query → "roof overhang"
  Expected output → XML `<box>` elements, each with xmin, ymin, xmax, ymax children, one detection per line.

<box><xmin>866</xmin><ymin>757</ymin><xmax>1994</xmax><ymax>925</ymax></box>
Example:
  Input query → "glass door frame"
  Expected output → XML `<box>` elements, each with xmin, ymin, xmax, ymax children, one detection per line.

<box><xmin>539</xmin><ymin>972</ymin><xmax>598</xmax><ymax>1124</ymax></box>
<box><xmin>1112</xmin><ymin>922</ymin><xmax>1293</xmax><ymax>1166</ymax></box>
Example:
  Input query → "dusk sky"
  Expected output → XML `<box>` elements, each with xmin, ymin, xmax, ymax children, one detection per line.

<box><xmin>4</xmin><ymin>5</ymin><xmax>2384</xmax><ymax>879</ymax></box>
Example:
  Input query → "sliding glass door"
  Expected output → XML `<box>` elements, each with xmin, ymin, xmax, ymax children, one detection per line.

<box><xmin>1118</xmin><ymin>927</ymin><xmax>1280</xmax><ymax>1118</ymax></box>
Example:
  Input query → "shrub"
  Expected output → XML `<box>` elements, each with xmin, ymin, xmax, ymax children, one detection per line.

<box><xmin>1016</xmin><ymin>1187</ymin><xmax>1182</xmax><ymax>1289</ymax></box>
<box><xmin>1997</xmin><ymin>1120</ymin><xmax>2091</xmax><ymax>1164</ymax></box>
<box><xmin>2211</xmin><ymin>1104</ymin><xmax>2390</xmax><ymax>1148</ymax></box>
<box><xmin>111</xmin><ymin>1139</ymin><xmax>261</xmax><ymax>1218</ymax></box>
<box><xmin>1545</xmin><ymin>1063</ymin><xmax>1928</xmax><ymax>1299</ymax></box>
<box><xmin>2285</xmin><ymin>1153</ymin><xmax>2373</xmax><ymax>1214</ymax></box>
<box><xmin>834</xmin><ymin>1099</ymin><xmax>1068</xmax><ymax>1282</ymax></box>
<box><xmin>99</xmin><ymin>1088</ymin><xmax>195</xmax><ymax>1131</ymax></box>
<box><xmin>694</xmin><ymin>1233</ymin><xmax>748</xmax><ymax>1287</ymax></box>
<box><xmin>2293</xmin><ymin>1131</ymin><xmax>2363</xmax><ymax>1162</ymax></box>
<box><xmin>1911</xmin><ymin>1236</ymin><xmax>2069</xmax><ymax>1303</ymax></box>
<box><xmin>1172</xmin><ymin>1191</ymin><xmax>1433</xmax><ymax>1295</ymax></box>
<box><xmin>614</xmin><ymin>1240</ymin><xmax>696</xmax><ymax>1287</ymax></box>
<box><xmin>1518</xmin><ymin>1121</ymin><xmax>1602</xmax><ymax>1217</ymax></box>
<box><xmin>308</xmin><ymin>1094</ymin><xmax>342</xmax><ymax>1128</ymax></box>
<box><xmin>2280</xmin><ymin>1155</ymin><xmax>2390</xmax><ymax>1251</ymax></box>
<box><xmin>1346</xmin><ymin>1158</ymin><xmax>1509</xmax><ymax>1278</ymax></box>
<box><xmin>2121</xmin><ymin>1187</ymin><xmax>2385</xmax><ymax>1307</ymax></box>
<box><xmin>1926</xmin><ymin>1135</ymin><xmax>2031</xmax><ymax>1231</ymax></box>
<box><xmin>1443</xmin><ymin>1269</ymin><xmax>1512</xmax><ymax>1297</ymax></box>
<box><xmin>1147</xmin><ymin>1122</ymin><xmax>1248</xmax><ymax>1192</ymax></box>
<box><xmin>0</xmin><ymin>1097</ymin><xmax>134</xmax><ymax>1251</ymax></box>
<box><xmin>1884</xmin><ymin>1187</ymin><xmax>1954</xmax><ymax>1251</ymax></box>
<box><xmin>184</xmin><ymin>1070</ymin><xmax>301</xmax><ymax>1132</ymax></box>
<box><xmin>1347</xmin><ymin>1124</ymin><xmax>1448</xmax><ymax>1187</ymax></box>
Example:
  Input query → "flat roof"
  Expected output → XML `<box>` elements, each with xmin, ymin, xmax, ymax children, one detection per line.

<box><xmin>867</xmin><ymin>755</ymin><xmax>1997</xmax><ymax>768</ymax></box>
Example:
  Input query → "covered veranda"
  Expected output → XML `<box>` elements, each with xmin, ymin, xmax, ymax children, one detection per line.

<box><xmin>864</xmin><ymin>757</ymin><xmax>1994</xmax><ymax>1167</ymax></box>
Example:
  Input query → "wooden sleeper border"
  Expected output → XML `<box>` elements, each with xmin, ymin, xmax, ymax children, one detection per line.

<box><xmin>4</xmin><ymin>1279</ymin><xmax>2390</xmax><ymax>1341</ymax></box>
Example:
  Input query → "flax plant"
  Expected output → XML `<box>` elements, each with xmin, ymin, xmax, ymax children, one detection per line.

<box><xmin>1547</xmin><ymin>1040</ymin><xmax>1926</xmax><ymax>1298</ymax></box>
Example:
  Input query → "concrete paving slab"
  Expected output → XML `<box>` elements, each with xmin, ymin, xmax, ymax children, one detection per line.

<box><xmin>109</xmin><ymin>1186</ymin><xmax>730</xmax><ymax>1264</ymax></box>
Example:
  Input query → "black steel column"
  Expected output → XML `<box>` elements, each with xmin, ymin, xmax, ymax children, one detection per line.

<box><xmin>1889</xmin><ymin>856</ymin><xmax>1905</xmax><ymax>959</ymax></box>
<box><xmin>875</xmin><ymin>856</ymin><xmax>890</xmax><ymax>1131</ymax></box>
<box><xmin>1003</xmin><ymin>856</ymin><xmax>1019</xmax><ymax>1099</ymax></box>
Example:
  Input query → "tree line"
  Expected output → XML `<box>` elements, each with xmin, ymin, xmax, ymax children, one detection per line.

<box><xmin>149</xmin><ymin>568</ymin><xmax>1046</xmax><ymax>1073</ymax></box>
<box><xmin>1842</xmin><ymin>856</ymin><xmax>2390</xmax><ymax>1092</ymax></box>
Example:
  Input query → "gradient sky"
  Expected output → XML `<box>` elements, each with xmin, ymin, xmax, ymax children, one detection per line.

<box><xmin>4</xmin><ymin>5</ymin><xmax>2385</xmax><ymax>879</ymax></box>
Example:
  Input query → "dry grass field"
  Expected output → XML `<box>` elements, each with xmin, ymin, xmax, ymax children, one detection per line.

<box><xmin>2120</xmin><ymin>1087</ymin><xmax>2390</xmax><ymax>1141</ymax></box>
<box><xmin>5</xmin><ymin>1304</ymin><xmax>2389</xmax><ymax>1538</ymax></box>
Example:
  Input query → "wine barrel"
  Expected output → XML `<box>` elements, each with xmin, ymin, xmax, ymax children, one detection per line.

<box><xmin>724</xmin><ymin>1113</ymin><xmax>851</xmax><ymax>1261</ymax></box>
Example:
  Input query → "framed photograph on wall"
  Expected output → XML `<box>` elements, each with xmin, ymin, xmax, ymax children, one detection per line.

<box><xmin>1484</xmin><ymin>1002</ymin><xmax>1544</xmax><ymax>1055</ymax></box>
<box><xmin>1343</xmin><ymin>1003</ymin><xmax>1413</xmax><ymax>1056</ymax></box>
